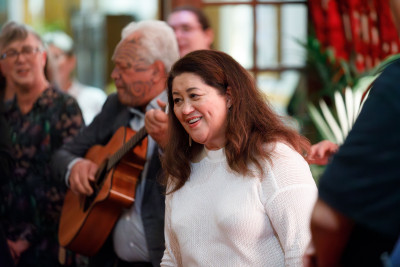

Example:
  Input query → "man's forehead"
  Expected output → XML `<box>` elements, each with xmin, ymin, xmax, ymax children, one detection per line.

<box><xmin>112</xmin><ymin>35</ymin><xmax>147</xmax><ymax>65</ymax></box>
<box><xmin>113</xmin><ymin>36</ymin><xmax>139</xmax><ymax>55</ymax></box>
<box><xmin>168</xmin><ymin>11</ymin><xmax>198</xmax><ymax>26</ymax></box>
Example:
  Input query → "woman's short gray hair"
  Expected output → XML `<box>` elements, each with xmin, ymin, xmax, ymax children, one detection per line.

<box><xmin>0</xmin><ymin>21</ymin><xmax>44</xmax><ymax>51</ymax></box>
<box><xmin>121</xmin><ymin>20</ymin><xmax>179</xmax><ymax>74</ymax></box>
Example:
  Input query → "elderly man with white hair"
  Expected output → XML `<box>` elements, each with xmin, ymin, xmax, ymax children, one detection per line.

<box><xmin>52</xmin><ymin>20</ymin><xmax>179</xmax><ymax>267</ymax></box>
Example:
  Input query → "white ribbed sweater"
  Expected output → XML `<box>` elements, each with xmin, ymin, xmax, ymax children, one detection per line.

<box><xmin>161</xmin><ymin>142</ymin><xmax>318</xmax><ymax>267</ymax></box>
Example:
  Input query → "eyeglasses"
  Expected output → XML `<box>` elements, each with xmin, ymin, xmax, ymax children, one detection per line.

<box><xmin>171</xmin><ymin>24</ymin><xmax>203</xmax><ymax>34</ymax></box>
<box><xmin>113</xmin><ymin>61</ymin><xmax>153</xmax><ymax>73</ymax></box>
<box><xmin>0</xmin><ymin>46</ymin><xmax>42</xmax><ymax>60</ymax></box>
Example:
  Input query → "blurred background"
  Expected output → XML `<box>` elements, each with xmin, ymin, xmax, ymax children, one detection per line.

<box><xmin>0</xmin><ymin>0</ymin><xmax>399</xmax><ymax>161</ymax></box>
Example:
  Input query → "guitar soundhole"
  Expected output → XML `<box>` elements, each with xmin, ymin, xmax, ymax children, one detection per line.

<box><xmin>83</xmin><ymin>160</ymin><xmax>108</xmax><ymax>212</ymax></box>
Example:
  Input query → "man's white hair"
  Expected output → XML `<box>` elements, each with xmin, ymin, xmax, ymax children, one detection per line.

<box><xmin>120</xmin><ymin>20</ymin><xmax>179</xmax><ymax>74</ymax></box>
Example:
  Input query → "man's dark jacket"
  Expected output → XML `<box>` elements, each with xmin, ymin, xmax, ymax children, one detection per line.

<box><xmin>52</xmin><ymin>93</ymin><xmax>165</xmax><ymax>266</ymax></box>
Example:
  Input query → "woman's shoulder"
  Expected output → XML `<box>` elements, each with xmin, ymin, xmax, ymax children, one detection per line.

<box><xmin>262</xmin><ymin>141</ymin><xmax>315</xmax><ymax>188</ymax></box>
<box><xmin>267</xmin><ymin>142</ymin><xmax>304</xmax><ymax>161</ymax></box>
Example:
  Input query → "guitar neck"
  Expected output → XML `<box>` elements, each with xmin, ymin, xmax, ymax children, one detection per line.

<box><xmin>107</xmin><ymin>127</ymin><xmax>147</xmax><ymax>170</ymax></box>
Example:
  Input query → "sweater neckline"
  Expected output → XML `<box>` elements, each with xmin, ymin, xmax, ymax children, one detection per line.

<box><xmin>203</xmin><ymin>147</ymin><xmax>225</xmax><ymax>162</ymax></box>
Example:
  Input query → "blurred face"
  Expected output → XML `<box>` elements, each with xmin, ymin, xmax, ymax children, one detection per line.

<box><xmin>168</xmin><ymin>11</ymin><xmax>213</xmax><ymax>57</ymax></box>
<box><xmin>172</xmin><ymin>72</ymin><xmax>229</xmax><ymax>150</ymax></box>
<box><xmin>47</xmin><ymin>44</ymin><xmax>75</xmax><ymax>91</ymax></box>
<box><xmin>111</xmin><ymin>33</ymin><xmax>159</xmax><ymax>108</ymax></box>
<box><xmin>0</xmin><ymin>33</ymin><xmax>46</xmax><ymax>90</ymax></box>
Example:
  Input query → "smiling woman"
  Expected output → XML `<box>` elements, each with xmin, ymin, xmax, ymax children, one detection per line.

<box><xmin>0</xmin><ymin>28</ymin><xmax>47</xmax><ymax>103</ymax></box>
<box><xmin>171</xmin><ymin>72</ymin><xmax>230</xmax><ymax>150</ymax></box>
<box><xmin>0</xmin><ymin>21</ymin><xmax>83</xmax><ymax>266</ymax></box>
<box><xmin>160</xmin><ymin>49</ymin><xmax>318</xmax><ymax>267</ymax></box>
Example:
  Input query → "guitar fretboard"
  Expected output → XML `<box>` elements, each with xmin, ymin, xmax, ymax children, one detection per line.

<box><xmin>107</xmin><ymin>127</ymin><xmax>147</xmax><ymax>170</ymax></box>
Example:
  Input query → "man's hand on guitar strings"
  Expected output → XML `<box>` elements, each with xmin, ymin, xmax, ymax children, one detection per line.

<box><xmin>145</xmin><ymin>99</ymin><xmax>169</xmax><ymax>149</ymax></box>
<box><xmin>69</xmin><ymin>159</ymin><xmax>98</xmax><ymax>196</ymax></box>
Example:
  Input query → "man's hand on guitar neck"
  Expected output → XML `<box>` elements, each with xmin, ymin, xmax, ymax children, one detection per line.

<box><xmin>69</xmin><ymin>159</ymin><xmax>98</xmax><ymax>196</ymax></box>
<box><xmin>145</xmin><ymin>99</ymin><xmax>169</xmax><ymax>149</ymax></box>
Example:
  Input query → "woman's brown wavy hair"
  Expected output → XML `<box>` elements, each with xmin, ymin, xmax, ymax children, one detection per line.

<box><xmin>162</xmin><ymin>50</ymin><xmax>310</xmax><ymax>193</ymax></box>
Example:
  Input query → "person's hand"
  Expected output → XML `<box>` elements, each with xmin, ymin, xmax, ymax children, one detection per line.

<box><xmin>303</xmin><ymin>241</ymin><xmax>317</xmax><ymax>267</ymax></box>
<box><xmin>145</xmin><ymin>99</ymin><xmax>169</xmax><ymax>149</ymax></box>
<box><xmin>307</xmin><ymin>140</ymin><xmax>339</xmax><ymax>165</ymax></box>
<box><xmin>68</xmin><ymin>159</ymin><xmax>98</xmax><ymax>195</ymax></box>
<box><xmin>7</xmin><ymin>238</ymin><xmax>30</xmax><ymax>265</ymax></box>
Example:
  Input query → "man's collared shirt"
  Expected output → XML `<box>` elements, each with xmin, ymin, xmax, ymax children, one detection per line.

<box><xmin>112</xmin><ymin>90</ymin><xmax>167</xmax><ymax>262</ymax></box>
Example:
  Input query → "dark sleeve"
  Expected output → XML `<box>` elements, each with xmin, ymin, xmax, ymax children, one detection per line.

<box><xmin>51</xmin><ymin>94</ymin><xmax>128</xmax><ymax>181</ymax></box>
<box><xmin>0</xmin><ymin>224</ymin><xmax>13</xmax><ymax>267</ymax></box>
<box><xmin>318</xmin><ymin>59</ymin><xmax>400</xmax><ymax>239</ymax></box>
<box><xmin>54</xmin><ymin>94</ymin><xmax>84</xmax><ymax>145</ymax></box>
<box><xmin>0</xmin><ymin>115</ymin><xmax>13</xmax><ymax>181</ymax></box>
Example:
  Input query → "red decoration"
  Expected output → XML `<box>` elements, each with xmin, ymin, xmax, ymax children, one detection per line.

<box><xmin>309</xmin><ymin>0</ymin><xmax>400</xmax><ymax>71</ymax></box>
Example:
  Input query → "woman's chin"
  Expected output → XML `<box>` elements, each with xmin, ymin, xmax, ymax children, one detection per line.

<box><xmin>190</xmin><ymin>136</ymin><xmax>206</xmax><ymax>146</ymax></box>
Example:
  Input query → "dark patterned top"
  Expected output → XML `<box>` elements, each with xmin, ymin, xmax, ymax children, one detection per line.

<box><xmin>1</xmin><ymin>87</ymin><xmax>83</xmax><ymax>266</ymax></box>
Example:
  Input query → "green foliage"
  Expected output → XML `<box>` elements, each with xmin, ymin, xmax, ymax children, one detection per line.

<box><xmin>301</xmin><ymin>36</ymin><xmax>362</xmax><ymax>101</ymax></box>
<box><xmin>34</xmin><ymin>20</ymin><xmax>67</xmax><ymax>35</ymax></box>
<box><xmin>302</xmin><ymin>35</ymin><xmax>400</xmax><ymax>144</ymax></box>
<box><xmin>371</xmin><ymin>53</ymin><xmax>400</xmax><ymax>75</ymax></box>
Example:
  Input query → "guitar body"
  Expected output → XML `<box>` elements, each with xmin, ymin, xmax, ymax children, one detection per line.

<box><xmin>58</xmin><ymin>127</ymin><xmax>147</xmax><ymax>256</ymax></box>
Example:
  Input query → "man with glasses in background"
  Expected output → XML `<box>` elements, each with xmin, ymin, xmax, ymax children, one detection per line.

<box><xmin>0</xmin><ymin>21</ymin><xmax>83</xmax><ymax>266</ymax></box>
<box><xmin>167</xmin><ymin>5</ymin><xmax>214</xmax><ymax>57</ymax></box>
<box><xmin>144</xmin><ymin>6</ymin><xmax>215</xmax><ymax>149</ymax></box>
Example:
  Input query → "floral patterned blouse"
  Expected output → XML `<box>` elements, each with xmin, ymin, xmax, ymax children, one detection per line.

<box><xmin>1</xmin><ymin>87</ymin><xmax>83</xmax><ymax>266</ymax></box>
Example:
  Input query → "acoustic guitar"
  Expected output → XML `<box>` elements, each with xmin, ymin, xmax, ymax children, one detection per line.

<box><xmin>58</xmin><ymin>126</ymin><xmax>148</xmax><ymax>256</ymax></box>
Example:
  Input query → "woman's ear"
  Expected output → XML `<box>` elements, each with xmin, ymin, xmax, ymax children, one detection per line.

<box><xmin>226</xmin><ymin>86</ymin><xmax>232</xmax><ymax>108</ymax></box>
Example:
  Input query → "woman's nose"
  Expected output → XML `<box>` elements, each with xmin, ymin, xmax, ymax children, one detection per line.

<box><xmin>182</xmin><ymin>101</ymin><xmax>193</xmax><ymax>114</ymax></box>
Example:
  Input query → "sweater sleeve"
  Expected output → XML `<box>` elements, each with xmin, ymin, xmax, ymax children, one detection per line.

<box><xmin>161</xmin><ymin>190</ymin><xmax>181</xmax><ymax>267</ymax></box>
<box><xmin>262</xmin><ymin>143</ymin><xmax>318</xmax><ymax>266</ymax></box>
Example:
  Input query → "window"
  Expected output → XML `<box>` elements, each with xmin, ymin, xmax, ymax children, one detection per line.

<box><xmin>202</xmin><ymin>0</ymin><xmax>308</xmax><ymax>116</ymax></box>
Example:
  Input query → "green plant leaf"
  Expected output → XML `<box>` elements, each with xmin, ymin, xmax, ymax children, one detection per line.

<box><xmin>334</xmin><ymin>90</ymin><xmax>349</xmax><ymax>137</ymax></box>
<box><xmin>319</xmin><ymin>99</ymin><xmax>344</xmax><ymax>144</ymax></box>
<box><xmin>307</xmin><ymin>103</ymin><xmax>336</xmax><ymax>142</ymax></box>
<box><xmin>344</xmin><ymin>87</ymin><xmax>354</xmax><ymax>128</ymax></box>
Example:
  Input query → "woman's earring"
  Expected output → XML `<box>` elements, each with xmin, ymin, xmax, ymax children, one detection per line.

<box><xmin>227</xmin><ymin>102</ymin><xmax>232</xmax><ymax>112</ymax></box>
<box><xmin>189</xmin><ymin>135</ymin><xmax>192</xmax><ymax>147</ymax></box>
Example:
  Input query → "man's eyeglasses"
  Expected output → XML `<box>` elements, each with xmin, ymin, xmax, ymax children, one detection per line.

<box><xmin>0</xmin><ymin>46</ymin><xmax>42</xmax><ymax>60</ymax></box>
<box><xmin>172</xmin><ymin>24</ymin><xmax>203</xmax><ymax>34</ymax></box>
